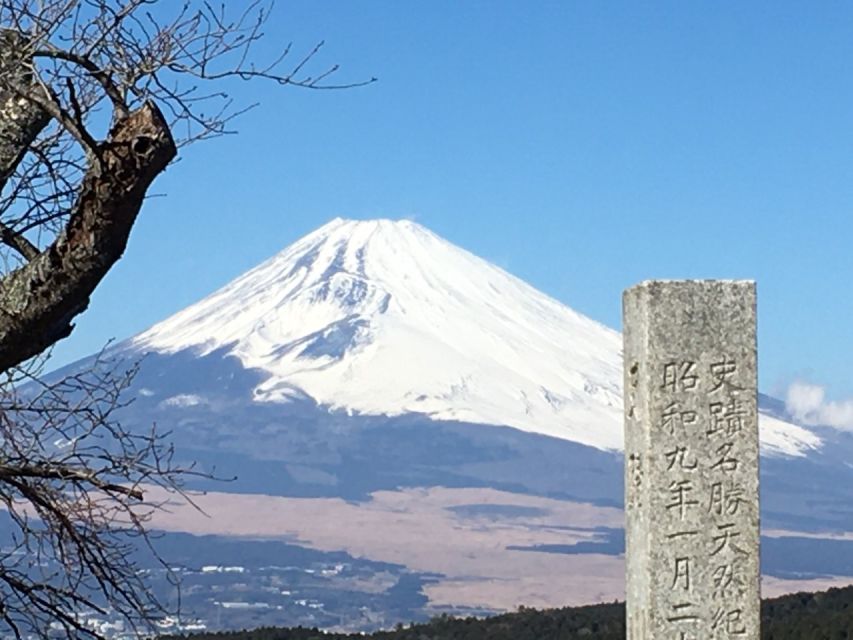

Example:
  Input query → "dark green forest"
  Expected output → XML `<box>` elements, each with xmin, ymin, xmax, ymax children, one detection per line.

<box><xmin>163</xmin><ymin>583</ymin><xmax>853</xmax><ymax>640</ymax></box>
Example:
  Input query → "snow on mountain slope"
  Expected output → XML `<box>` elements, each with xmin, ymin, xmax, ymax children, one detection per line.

<box><xmin>133</xmin><ymin>218</ymin><xmax>819</xmax><ymax>456</ymax></box>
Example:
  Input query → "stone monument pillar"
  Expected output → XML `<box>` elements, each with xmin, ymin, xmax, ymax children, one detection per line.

<box><xmin>623</xmin><ymin>280</ymin><xmax>760</xmax><ymax>639</ymax></box>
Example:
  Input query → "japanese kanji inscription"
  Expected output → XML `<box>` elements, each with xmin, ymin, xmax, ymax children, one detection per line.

<box><xmin>623</xmin><ymin>281</ymin><xmax>759</xmax><ymax>640</ymax></box>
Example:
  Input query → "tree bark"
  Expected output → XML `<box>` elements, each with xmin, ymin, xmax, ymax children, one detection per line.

<box><xmin>0</xmin><ymin>30</ymin><xmax>50</xmax><ymax>193</ymax></box>
<box><xmin>0</xmin><ymin>101</ymin><xmax>176</xmax><ymax>372</ymax></box>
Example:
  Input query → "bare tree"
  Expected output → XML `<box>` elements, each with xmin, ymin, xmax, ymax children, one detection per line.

<box><xmin>0</xmin><ymin>351</ymin><xmax>193</xmax><ymax>637</ymax></box>
<box><xmin>0</xmin><ymin>1</ymin><xmax>372</xmax><ymax>637</ymax></box>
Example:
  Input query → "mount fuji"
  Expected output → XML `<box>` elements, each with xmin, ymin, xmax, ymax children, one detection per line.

<box><xmin>48</xmin><ymin>218</ymin><xmax>853</xmax><ymax>628</ymax></box>
<box><xmin>131</xmin><ymin>217</ymin><xmax>812</xmax><ymax>456</ymax></box>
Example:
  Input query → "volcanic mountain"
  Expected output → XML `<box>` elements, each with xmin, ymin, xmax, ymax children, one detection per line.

<box><xmin>48</xmin><ymin>218</ymin><xmax>853</xmax><ymax>628</ymax></box>
<box><xmin>130</xmin><ymin>217</ymin><xmax>813</xmax><ymax>456</ymax></box>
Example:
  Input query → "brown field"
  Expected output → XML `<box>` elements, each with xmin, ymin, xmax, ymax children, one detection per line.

<box><xmin>138</xmin><ymin>485</ymin><xmax>853</xmax><ymax>611</ymax></box>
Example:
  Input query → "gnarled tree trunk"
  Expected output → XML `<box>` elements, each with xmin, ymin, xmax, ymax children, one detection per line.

<box><xmin>0</xmin><ymin>101</ymin><xmax>176</xmax><ymax>372</ymax></box>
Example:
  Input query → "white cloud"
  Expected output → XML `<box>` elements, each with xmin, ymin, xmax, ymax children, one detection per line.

<box><xmin>785</xmin><ymin>381</ymin><xmax>853</xmax><ymax>430</ymax></box>
<box><xmin>786</xmin><ymin>382</ymin><xmax>825</xmax><ymax>417</ymax></box>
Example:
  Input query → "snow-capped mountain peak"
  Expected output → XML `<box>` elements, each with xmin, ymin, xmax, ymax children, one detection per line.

<box><xmin>133</xmin><ymin>218</ymin><xmax>819</xmax><ymax>455</ymax></box>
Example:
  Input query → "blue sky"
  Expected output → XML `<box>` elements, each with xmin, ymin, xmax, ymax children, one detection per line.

<box><xmin>48</xmin><ymin>1</ymin><xmax>853</xmax><ymax>402</ymax></box>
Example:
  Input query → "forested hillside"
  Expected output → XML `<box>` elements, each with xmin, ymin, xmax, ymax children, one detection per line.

<box><xmin>163</xmin><ymin>584</ymin><xmax>853</xmax><ymax>639</ymax></box>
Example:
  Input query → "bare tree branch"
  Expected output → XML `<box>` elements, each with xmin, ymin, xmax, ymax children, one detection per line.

<box><xmin>33</xmin><ymin>44</ymin><xmax>130</xmax><ymax>117</ymax></box>
<box><xmin>0</xmin><ymin>220</ymin><xmax>38</xmax><ymax>260</ymax></box>
<box><xmin>0</xmin><ymin>352</ymin><xmax>207</xmax><ymax>638</ymax></box>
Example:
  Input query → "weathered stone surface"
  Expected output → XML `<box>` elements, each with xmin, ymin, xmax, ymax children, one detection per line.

<box><xmin>623</xmin><ymin>280</ymin><xmax>759</xmax><ymax>640</ymax></box>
